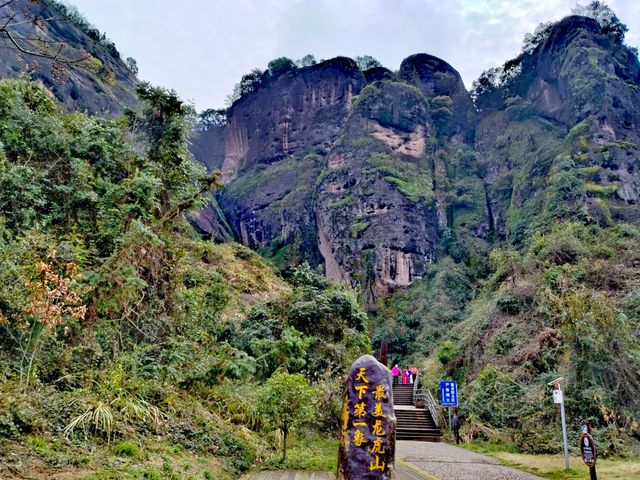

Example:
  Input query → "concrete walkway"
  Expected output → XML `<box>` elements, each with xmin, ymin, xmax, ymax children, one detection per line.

<box><xmin>397</xmin><ymin>441</ymin><xmax>543</xmax><ymax>480</ymax></box>
<box><xmin>246</xmin><ymin>441</ymin><xmax>544</xmax><ymax>480</ymax></box>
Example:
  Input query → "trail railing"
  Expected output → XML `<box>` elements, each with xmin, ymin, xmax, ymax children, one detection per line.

<box><xmin>413</xmin><ymin>372</ymin><xmax>443</xmax><ymax>429</ymax></box>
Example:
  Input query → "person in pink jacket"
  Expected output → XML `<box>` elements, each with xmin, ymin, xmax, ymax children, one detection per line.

<box><xmin>392</xmin><ymin>364</ymin><xmax>400</xmax><ymax>384</ymax></box>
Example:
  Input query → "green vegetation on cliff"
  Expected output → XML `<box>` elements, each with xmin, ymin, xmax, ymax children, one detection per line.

<box><xmin>376</xmin><ymin>6</ymin><xmax>640</xmax><ymax>457</ymax></box>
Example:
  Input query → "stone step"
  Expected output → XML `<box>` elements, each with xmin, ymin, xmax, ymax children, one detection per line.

<box><xmin>396</xmin><ymin>427</ymin><xmax>442</xmax><ymax>435</ymax></box>
<box><xmin>396</xmin><ymin>418</ymin><xmax>436</xmax><ymax>424</ymax></box>
<box><xmin>396</xmin><ymin>414</ymin><xmax>432</xmax><ymax>417</ymax></box>
<box><xmin>395</xmin><ymin>416</ymin><xmax>434</xmax><ymax>422</ymax></box>
<box><xmin>392</xmin><ymin>401</ymin><xmax>442</xmax><ymax>442</ymax></box>
<box><xmin>397</xmin><ymin>425</ymin><xmax>438</xmax><ymax>430</ymax></box>
<box><xmin>396</xmin><ymin>434</ymin><xmax>442</xmax><ymax>442</ymax></box>
<box><xmin>398</xmin><ymin>425</ymin><xmax>438</xmax><ymax>431</ymax></box>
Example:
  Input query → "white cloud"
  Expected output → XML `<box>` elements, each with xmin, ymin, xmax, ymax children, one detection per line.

<box><xmin>69</xmin><ymin>0</ymin><xmax>639</xmax><ymax>109</ymax></box>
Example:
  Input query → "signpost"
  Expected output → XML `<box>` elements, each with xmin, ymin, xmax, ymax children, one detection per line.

<box><xmin>439</xmin><ymin>381</ymin><xmax>458</xmax><ymax>406</ymax></box>
<box><xmin>548</xmin><ymin>378</ymin><xmax>569</xmax><ymax>471</ymax></box>
<box><xmin>580</xmin><ymin>421</ymin><xmax>597</xmax><ymax>480</ymax></box>
<box><xmin>439</xmin><ymin>381</ymin><xmax>458</xmax><ymax>431</ymax></box>
<box><xmin>338</xmin><ymin>354</ymin><xmax>396</xmax><ymax>480</ymax></box>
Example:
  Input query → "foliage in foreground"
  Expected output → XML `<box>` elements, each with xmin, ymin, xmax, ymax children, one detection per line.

<box><xmin>0</xmin><ymin>79</ymin><xmax>368</xmax><ymax>476</ymax></box>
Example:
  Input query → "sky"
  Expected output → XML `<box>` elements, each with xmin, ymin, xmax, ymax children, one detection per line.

<box><xmin>68</xmin><ymin>0</ymin><xmax>640</xmax><ymax>111</ymax></box>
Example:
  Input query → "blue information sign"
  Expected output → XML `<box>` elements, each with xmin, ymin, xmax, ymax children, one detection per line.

<box><xmin>439</xmin><ymin>380</ymin><xmax>458</xmax><ymax>407</ymax></box>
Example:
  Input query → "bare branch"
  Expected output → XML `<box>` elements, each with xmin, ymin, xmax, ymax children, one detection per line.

<box><xmin>0</xmin><ymin>1</ymin><xmax>95</xmax><ymax>65</ymax></box>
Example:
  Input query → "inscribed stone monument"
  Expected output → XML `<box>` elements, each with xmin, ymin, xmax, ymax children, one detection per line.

<box><xmin>337</xmin><ymin>354</ymin><xmax>396</xmax><ymax>479</ymax></box>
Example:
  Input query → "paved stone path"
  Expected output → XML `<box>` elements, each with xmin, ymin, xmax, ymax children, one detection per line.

<box><xmin>396</xmin><ymin>441</ymin><xmax>544</xmax><ymax>480</ymax></box>
<box><xmin>246</xmin><ymin>441</ymin><xmax>544</xmax><ymax>480</ymax></box>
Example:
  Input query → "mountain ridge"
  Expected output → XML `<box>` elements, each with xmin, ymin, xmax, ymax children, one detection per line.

<box><xmin>192</xmin><ymin>14</ymin><xmax>640</xmax><ymax>300</ymax></box>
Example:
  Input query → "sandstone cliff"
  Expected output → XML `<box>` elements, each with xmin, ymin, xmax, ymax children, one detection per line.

<box><xmin>476</xmin><ymin>15</ymin><xmax>640</xmax><ymax>241</ymax></box>
<box><xmin>192</xmin><ymin>15</ymin><xmax>640</xmax><ymax>298</ymax></box>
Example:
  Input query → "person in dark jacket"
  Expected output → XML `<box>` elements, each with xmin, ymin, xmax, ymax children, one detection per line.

<box><xmin>451</xmin><ymin>410</ymin><xmax>461</xmax><ymax>444</ymax></box>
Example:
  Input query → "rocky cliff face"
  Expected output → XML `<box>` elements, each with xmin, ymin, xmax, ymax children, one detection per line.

<box><xmin>193</xmin><ymin>58</ymin><xmax>366</xmax><ymax>269</ymax></box>
<box><xmin>0</xmin><ymin>0</ymin><xmax>138</xmax><ymax>116</ymax></box>
<box><xmin>476</xmin><ymin>15</ymin><xmax>640</xmax><ymax>241</ymax></box>
<box><xmin>221</xmin><ymin>57</ymin><xmax>364</xmax><ymax>181</ymax></box>
<box><xmin>192</xmin><ymin>15</ymin><xmax>640</xmax><ymax>297</ymax></box>
<box><xmin>316</xmin><ymin>80</ymin><xmax>438</xmax><ymax>291</ymax></box>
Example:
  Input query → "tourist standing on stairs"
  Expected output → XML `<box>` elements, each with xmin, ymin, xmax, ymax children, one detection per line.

<box><xmin>392</xmin><ymin>364</ymin><xmax>400</xmax><ymax>384</ymax></box>
<box><xmin>402</xmin><ymin>366</ymin><xmax>409</xmax><ymax>384</ymax></box>
<box><xmin>411</xmin><ymin>365</ymin><xmax>418</xmax><ymax>383</ymax></box>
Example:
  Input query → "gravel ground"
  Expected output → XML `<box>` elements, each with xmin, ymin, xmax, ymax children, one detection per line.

<box><xmin>396</xmin><ymin>441</ymin><xmax>544</xmax><ymax>480</ymax></box>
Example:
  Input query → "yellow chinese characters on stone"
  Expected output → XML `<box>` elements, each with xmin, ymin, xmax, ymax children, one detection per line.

<box><xmin>374</xmin><ymin>384</ymin><xmax>386</xmax><ymax>400</ymax></box>
<box><xmin>371</xmin><ymin>419</ymin><xmax>385</xmax><ymax>436</ymax></box>
<box><xmin>369</xmin><ymin>455</ymin><xmax>385</xmax><ymax>472</ymax></box>
<box><xmin>370</xmin><ymin>437</ymin><xmax>385</xmax><ymax>455</ymax></box>
<box><xmin>353</xmin><ymin>429</ymin><xmax>366</xmax><ymax>447</ymax></box>
<box><xmin>373</xmin><ymin>402</ymin><xmax>385</xmax><ymax>418</ymax></box>
<box><xmin>354</xmin><ymin>384</ymin><xmax>369</xmax><ymax>399</ymax></box>
<box><xmin>354</xmin><ymin>401</ymin><xmax>366</xmax><ymax>418</ymax></box>
<box><xmin>355</xmin><ymin>367</ymin><xmax>370</xmax><ymax>383</ymax></box>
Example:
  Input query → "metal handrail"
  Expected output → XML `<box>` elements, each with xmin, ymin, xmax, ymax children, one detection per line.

<box><xmin>412</xmin><ymin>372</ymin><xmax>442</xmax><ymax>429</ymax></box>
<box><xmin>413</xmin><ymin>389</ymin><xmax>442</xmax><ymax>429</ymax></box>
<box><xmin>424</xmin><ymin>389</ymin><xmax>442</xmax><ymax>429</ymax></box>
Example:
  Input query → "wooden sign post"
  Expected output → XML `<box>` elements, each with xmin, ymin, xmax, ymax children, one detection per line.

<box><xmin>337</xmin><ymin>354</ymin><xmax>396</xmax><ymax>479</ymax></box>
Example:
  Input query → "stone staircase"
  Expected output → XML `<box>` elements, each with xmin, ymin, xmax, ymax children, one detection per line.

<box><xmin>392</xmin><ymin>383</ymin><xmax>442</xmax><ymax>442</ymax></box>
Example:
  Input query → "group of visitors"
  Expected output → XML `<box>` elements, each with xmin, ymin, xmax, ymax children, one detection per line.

<box><xmin>391</xmin><ymin>364</ymin><xmax>418</xmax><ymax>384</ymax></box>
<box><xmin>390</xmin><ymin>361</ymin><xmax>463</xmax><ymax>444</ymax></box>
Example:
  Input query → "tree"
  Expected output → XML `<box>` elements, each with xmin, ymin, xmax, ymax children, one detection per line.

<box><xmin>296</xmin><ymin>54</ymin><xmax>316</xmax><ymax>67</ymax></box>
<box><xmin>197</xmin><ymin>108</ymin><xmax>227</xmax><ymax>131</ymax></box>
<box><xmin>126</xmin><ymin>83</ymin><xmax>220</xmax><ymax>224</ymax></box>
<box><xmin>354</xmin><ymin>55</ymin><xmax>383</xmax><ymax>71</ymax></box>
<box><xmin>470</xmin><ymin>67</ymin><xmax>502</xmax><ymax>102</ymax></box>
<box><xmin>267</xmin><ymin>57</ymin><xmax>297</xmax><ymax>76</ymax></box>
<box><xmin>19</xmin><ymin>260</ymin><xmax>86</xmax><ymax>390</ymax></box>
<box><xmin>522</xmin><ymin>21</ymin><xmax>555</xmax><ymax>55</ymax></box>
<box><xmin>225</xmin><ymin>67</ymin><xmax>264</xmax><ymax>106</ymax></box>
<box><xmin>572</xmin><ymin>1</ymin><xmax>628</xmax><ymax>43</ymax></box>
<box><xmin>257</xmin><ymin>371</ymin><xmax>317</xmax><ymax>461</ymax></box>
<box><xmin>125</xmin><ymin>57</ymin><xmax>138</xmax><ymax>76</ymax></box>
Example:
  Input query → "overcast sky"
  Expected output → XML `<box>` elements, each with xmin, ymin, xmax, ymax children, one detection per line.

<box><xmin>68</xmin><ymin>0</ymin><xmax>639</xmax><ymax>111</ymax></box>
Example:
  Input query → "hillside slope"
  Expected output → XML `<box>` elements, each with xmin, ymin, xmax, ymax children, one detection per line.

<box><xmin>0</xmin><ymin>79</ymin><xmax>369</xmax><ymax>478</ymax></box>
